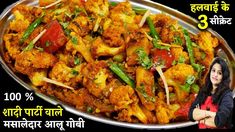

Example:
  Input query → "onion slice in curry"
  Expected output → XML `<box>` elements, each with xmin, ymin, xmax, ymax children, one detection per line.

<box><xmin>155</xmin><ymin>66</ymin><xmax>170</xmax><ymax>105</ymax></box>
<box><xmin>138</xmin><ymin>9</ymin><xmax>151</xmax><ymax>27</ymax></box>
<box><xmin>42</xmin><ymin>77</ymin><xmax>75</xmax><ymax>91</ymax></box>
<box><xmin>40</xmin><ymin>0</ymin><xmax>62</xmax><ymax>9</ymax></box>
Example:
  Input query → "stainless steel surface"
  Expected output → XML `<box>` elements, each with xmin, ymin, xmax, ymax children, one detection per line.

<box><xmin>0</xmin><ymin>0</ymin><xmax>234</xmax><ymax>129</ymax></box>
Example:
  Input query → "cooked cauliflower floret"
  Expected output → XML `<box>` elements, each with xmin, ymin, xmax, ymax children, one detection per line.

<box><xmin>91</xmin><ymin>37</ymin><xmax>125</xmax><ymax>58</ymax></box>
<box><xmin>194</xmin><ymin>31</ymin><xmax>219</xmax><ymax>68</ymax></box>
<box><xmin>9</xmin><ymin>11</ymin><xmax>30</xmax><ymax>33</ymax></box>
<box><xmin>109</xmin><ymin>85</ymin><xmax>137</xmax><ymax>110</ymax></box>
<box><xmin>66</xmin><ymin>32</ymin><xmax>94</xmax><ymax>62</ymax></box>
<box><xmin>109</xmin><ymin>1</ymin><xmax>135</xmax><ymax>24</ymax></box>
<box><xmin>171</xmin><ymin>47</ymin><xmax>189</xmax><ymax>64</ymax></box>
<box><xmin>102</xmin><ymin>21</ymin><xmax>126</xmax><ymax>47</ymax></box>
<box><xmin>49</xmin><ymin>61</ymin><xmax>84</xmax><ymax>88</ymax></box>
<box><xmin>85</xmin><ymin>0</ymin><xmax>109</xmax><ymax>17</ymax></box>
<box><xmin>155</xmin><ymin>100</ymin><xmax>176</xmax><ymax>124</ymax></box>
<box><xmin>68</xmin><ymin>16</ymin><xmax>93</xmax><ymax>37</ymax></box>
<box><xmin>82</xmin><ymin>61</ymin><xmax>110</xmax><ymax>98</ymax></box>
<box><xmin>162</xmin><ymin>63</ymin><xmax>195</xmax><ymax>102</ymax></box>
<box><xmin>29</xmin><ymin>70</ymin><xmax>47</xmax><ymax>86</ymax></box>
<box><xmin>117</xmin><ymin>103</ymin><xmax>148</xmax><ymax>124</ymax></box>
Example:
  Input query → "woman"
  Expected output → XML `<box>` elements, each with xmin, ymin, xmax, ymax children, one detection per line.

<box><xmin>188</xmin><ymin>57</ymin><xmax>234</xmax><ymax>129</ymax></box>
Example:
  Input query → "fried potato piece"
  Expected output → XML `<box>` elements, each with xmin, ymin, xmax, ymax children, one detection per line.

<box><xmin>136</xmin><ymin>67</ymin><xmax>155</xmax><ymax>111</ymax></box>
<box><xmin>126</xmin><ymin>30</ymin><xmax>152</xmax><ymax>66</ymax></box>
<box><xmin>102</xmin><ymin>21</ymin><xmax>126</xmax><ymax>47</ymax></box>
<box><xmin>15</xmin><ymin>49</ymin><xmax>58</xmax><ymax>75</ymax></box>
<box><xmin>3</xmin><ymin>34</ymin><xmax>21</xmax><ymax>59</ymax></box>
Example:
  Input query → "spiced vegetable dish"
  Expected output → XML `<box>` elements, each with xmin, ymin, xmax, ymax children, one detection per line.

<box><xmin>3</xmin><ymin>0</ymin><xmax>220</xmax><ymax>124</ymax></box>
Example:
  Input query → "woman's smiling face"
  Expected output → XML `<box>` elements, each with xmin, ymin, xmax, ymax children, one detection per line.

<box><xmin>210</xmin><ymin>63</ymin><xmax>223</xmax><ymax>86</ymax></box>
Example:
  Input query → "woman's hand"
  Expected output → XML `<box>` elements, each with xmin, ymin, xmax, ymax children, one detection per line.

<box><xmin>205</xmin><ymin>110</ymin><xmax>216</xmax><ymax>118</ymax></box>
<box><xmin>193</xmin><ymin>106</ymin><xmax>217</xmax><ymax>127</ymax></box>
<box><xmin>204</xmin><ymin>117</ymin><xmax>216</xmax><ymax>128</ymax></box>
<box><xmin>193</xmin><ymin>107</ymin><xmax>215</xmax><ymax>121</ymax></box>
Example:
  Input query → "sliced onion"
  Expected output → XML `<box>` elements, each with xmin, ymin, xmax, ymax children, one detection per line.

<box><xmin>155</xmin><ymin>66</ymin><xmax>170</xmax><ymax>105</ymax></box>
<box><xmin>41</xmin><ymin>0</ymin><xmax>62</xmax><ymax>9</ymax></box>
<box><xmin>138</xmin><ymin>9</ymin><xmax>151</xmax><ymax>27</ymax></box>
<box><xmin>93</xmin><ymin>17</ymin><xmax>102</xmax><ymax>32</ymax></box>
<box><xmin>42</xmin><ymin>77</ymin><xmax>75</xmax><ymax>91</ymax></box>
<box><xmin>32</xmin><ymin>29</ymin><xmax>47</xmax><ymax>44</ymax></box>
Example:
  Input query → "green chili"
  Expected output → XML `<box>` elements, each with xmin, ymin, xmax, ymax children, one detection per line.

<box><xmin>109</xmin><ymin>2</ymin><xmax>118</xmax><ymax>6</ymax></box>
<box><xmin>146</xmin><ymin>17</ymin><xmax>160</xmax><ymax>39</ymax></box>
<box><xmin>191</xmin><ymin>84</ymin><xmax>199</xmax><ymax>93</ymax></box>
<box><xmin>178</xmin><ymin>55</ymin><xmax>186</xmax><ymax>64</ymax></box>
<box><xmin>183</xmin><ymin>29</ymin><xmax>195</xmax><ymax>64</ymax></box>
<box><xmin>109</xmin><ymin>62</ymin><xmax>135</xmax><ymax>88</ymax></box>
<box><xmin>23</xmin><ymin>41</ymin><xmax>34</xmax><ymax>51</ymax></box>
<box><xmin>19</xmin><ymin>17</ymin><xmax>43</xmax><ymax>44</ymax></box>
<box><xmin>113</xmin><ymin>54</ymin><xmax>124</xmax><ymax>63</ymax></box>
<box><xmin>183</xmin><ymin>29</ymin><xmax>204</xmax><ymax>73</ymax></box>
<box><xmin>132</xmin><ymin>7</ymin><xmax>148</xmax><ymax>15</ymax></box>
<box><xmin>146</xmin><ymin>17</ymin><xmax>170</xmax><ymax>50</ymax></box>
<box><xmin>173</xmin><ymin>35</ymin><xmax>183</xmax><ymax>46</ymax></box>
<box><xmin>152</xmin><ymin>39</ymin><xmax>170</xmax><ymax>51</ymax></box>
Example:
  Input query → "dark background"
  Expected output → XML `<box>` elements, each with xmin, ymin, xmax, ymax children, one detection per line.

<box><xmin>0</xmin><ymin>0</ymin><xmax>234</xmax><ymax>131</ymax></box>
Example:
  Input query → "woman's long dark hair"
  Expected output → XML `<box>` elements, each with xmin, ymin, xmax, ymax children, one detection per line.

<box><xmin>198</xmin><ymin>57</ymin><xmax>231</xmax><ymax>104</ymax></box>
